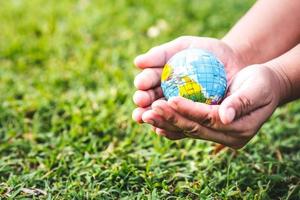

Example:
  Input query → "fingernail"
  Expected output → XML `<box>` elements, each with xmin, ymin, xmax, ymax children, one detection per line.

<box><xmin>226</xmin><ymin>107</ymin><xmax>236</xmax><ymax>123</ymax></box>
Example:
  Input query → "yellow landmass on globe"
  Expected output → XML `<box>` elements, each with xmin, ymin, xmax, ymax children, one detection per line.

<box><xmin>179</xmin><ymin>76</ymin><xmax>201</xmax><ymax>95</ymax></box>
<box><xmin>161</xmin><ymin>64</ymin><xmax>172</xmax><ymax>82</ymax></box>
<box><xmin>179</xmin><ymin>76</ymin><xmax>208</xmax><ymax>103</ymax></box>
<box><xmin>205</xmin><ymin>98</ymin><xmax>212</xmax><ymax>104</ymax></box>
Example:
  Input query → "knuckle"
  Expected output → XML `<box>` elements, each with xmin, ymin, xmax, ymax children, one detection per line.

<box><xmin>202</xmin><ymin>116</ymin><xmax>212</xmax><ymax>127</ymax></box>
<box><xmin>148</xmin><ymin>90</ymin><xmax>155</xmax><ymax>103</ymax></box>
<box><xmin>165</xmin><ymin>113</ymin><xmax>178</xmax><ymax>124</ymax></box>
<box><xmin>151</xmin><ymin>120</ymin><xmax>157</xmax><ymax>127</ymax></box>
<box><xmin>237</xmin><ymin>94</ymin><xmax>252</xmax><ymax>114</ymax></box>
<box><xmin>184</xmin><ymin>124</ymin><xmax>201</xmax><ymax>138</ymax></box>
<box><xmin>187</xmin><ymin>124</ymin><xmax>200</xmax><ymax>134</ymax></box>
<box><xmin>202</xmin><ymin>111</ymin><xmax>217</xmax><ymax>127</ymax></box>
<box><xmin>201</xmin><ymin>111</ymin><xmax>219</xmax><ymax>128</ymax></box>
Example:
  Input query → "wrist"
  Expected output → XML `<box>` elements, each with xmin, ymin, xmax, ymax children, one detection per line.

<box><xmin>267</xmin><ymin>62</ymin><xmax>292</xmax><ymax>105</ymax></box>
<box><xmin>221</xmin><ymin>36</ymin><xmax>254</xmax><ymax>68</ymax></box>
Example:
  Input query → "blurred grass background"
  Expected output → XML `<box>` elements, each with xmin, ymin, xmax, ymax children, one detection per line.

<box><xmin>0</xmin><ymin>0</ymin><xmax>299</xmax><ymax>199</ymax></box>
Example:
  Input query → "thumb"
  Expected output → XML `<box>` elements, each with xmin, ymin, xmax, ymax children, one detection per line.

<box><xmin>219</xmin><ymin>87</ymin><xmax>264</xmax><ymax>124</ymax></box>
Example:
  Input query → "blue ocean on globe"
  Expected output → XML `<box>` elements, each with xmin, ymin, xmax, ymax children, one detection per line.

<box><xmin>161</xmin><ymin>48</ymin><xmax>227</xmax><ymax>104</ymax></box>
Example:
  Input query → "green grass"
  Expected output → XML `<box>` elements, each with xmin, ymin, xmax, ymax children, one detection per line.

<box><xmin>0</xmin><ymin>0</ymin><xmax>299</xmax><ymax>199</ymax></box>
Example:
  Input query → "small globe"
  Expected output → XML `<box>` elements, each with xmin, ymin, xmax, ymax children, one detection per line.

<box><xmin>161</xmin><ymin>48</ymin><xmax>227</xmax><ymax>104</ymax></box>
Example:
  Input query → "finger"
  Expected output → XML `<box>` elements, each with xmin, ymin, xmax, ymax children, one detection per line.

<box><xmin>168</xmin><ymin>96</ymin><xmax>247</xmax><ymax>132</ymax></box>
<box><xmin>134</xmin><ymin>68</ymin><xmax>163</xmax><ymax>90</ymax></box>
<box><xmin>151</xmin><ymin>122</ymin><xmax>183</xmax><ymax>139</ymax></box>
<box><xmin>219</xmin><ymin>76</ymin><xmax>271</xmax><ymax>125</ymax></box>
<box><xmin>182</xmin><ymin>125</ymin><xmax>243</xmax><ymax>149</ymax></box>
<box><xmin>155</xmin><ymin>128</ymin><xmax>186</xmax><ymax>140</ymax></box>
<box><xmin>167</xmin><ymin>96</ymin><xmax>222</xmax><ymax>129</ymax></box>
<box><xmin>134</xmin><ymin>36</ymin><xmax>230</xmax><ymax>69</ymax></box>
<box><xmin>168</xmin><ymin>96</ymin><xmax>212</xmax><ymax>123</ymax></box>
<box><xmin>132</xmin><ymin>107</ymin><xmax>150</xmax><ymax>123</ymax></box>
<box><xmin>224</xmin><ymin>97</ymin><xmax>277</xmax><ymax>140</ymax></box>
<box><xmin>151</xmin><ymin>125</ymin><xmax>182</xmax><ymax>139</ymax></box>
<box><xmin>134</xmin><ymin>38</ymin><xmax>188</xmax><ymax>68</ymax></box>
<box><xmin>152</xmin><ymin>99</ymin><xmax>203</xmax><ymax>133</ymax></box>
<box><xmin>142</xmin><ymin>109</ymin><xmax>180</xmax><ymax>132</ymax></box>
<box><xmin>133</xmin><ymin>87</ymin><xmax>164</xmax><ymax>107</ymax></box>
<box><xmin>151</xmin><ymin>99</ymin><xmax>244</xmax><ymax>147</ymax></box>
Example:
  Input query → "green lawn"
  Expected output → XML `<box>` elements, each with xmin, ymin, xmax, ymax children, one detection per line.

<box><xmin>0</xmin><ymin>0</ymin><xmax>299</xmax><ymax>199</ymax></box>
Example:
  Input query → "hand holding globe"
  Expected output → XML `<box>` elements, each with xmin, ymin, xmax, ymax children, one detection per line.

<box><xmin>133</xmin><ymin>36</ymin><xmax>281</xmax><ymax>148</ymax></box>
<box><xmin>133</xmin><ymin>36</ymin><xmax>245</xmax><ymax>124</ymax></box>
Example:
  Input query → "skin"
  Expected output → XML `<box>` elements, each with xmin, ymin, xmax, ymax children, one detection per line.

<box><xmin>267</xmin><ymin>44</ymin><xmax>300</xmax><ymax>104</ymax></box>
<box><xmin>133</xmin><ymin>36</ymin><xmax>246</xmax><ymax>124</ymax></box>
<box><xmin>141</xmin><ymin>65</ymin><xmax>283</xmax><ymax>148</ymax></box>
<box><xmin>132</xmin><ymin>0</ymin><xmax>300</xmax><ymax>148</ymax></box>
<box><xmin>223</xmin><ymin>0</ymin><xmax>300</xmax><ymax>64</ymax></box>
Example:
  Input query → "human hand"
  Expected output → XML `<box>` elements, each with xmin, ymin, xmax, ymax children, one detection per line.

<box><xmin>142</xmin><ymin>65</ymin><xmax>282</xmax><ymax>149</ymax></box>
<box><xmin>132</xmin><ymin>36</ymin><xmax>246</xmax><ymax>123</ymax></box>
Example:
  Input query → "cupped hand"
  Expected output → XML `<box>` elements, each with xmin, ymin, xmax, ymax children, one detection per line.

<box><xmin>132</xmin><ymin>36</ymin><xmax>246</xmax><ymax>123</ymax></box>
<box><xmin>142</xmin><ymin>65</ymin><xmax>281</xmax><ymax>149</ymax></box>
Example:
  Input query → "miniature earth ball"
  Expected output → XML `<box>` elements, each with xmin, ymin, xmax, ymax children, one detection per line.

<box><xmin>161</xmin><ymin>48</ymin><xmax>227</xmax><ymax>104</ymax></box>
